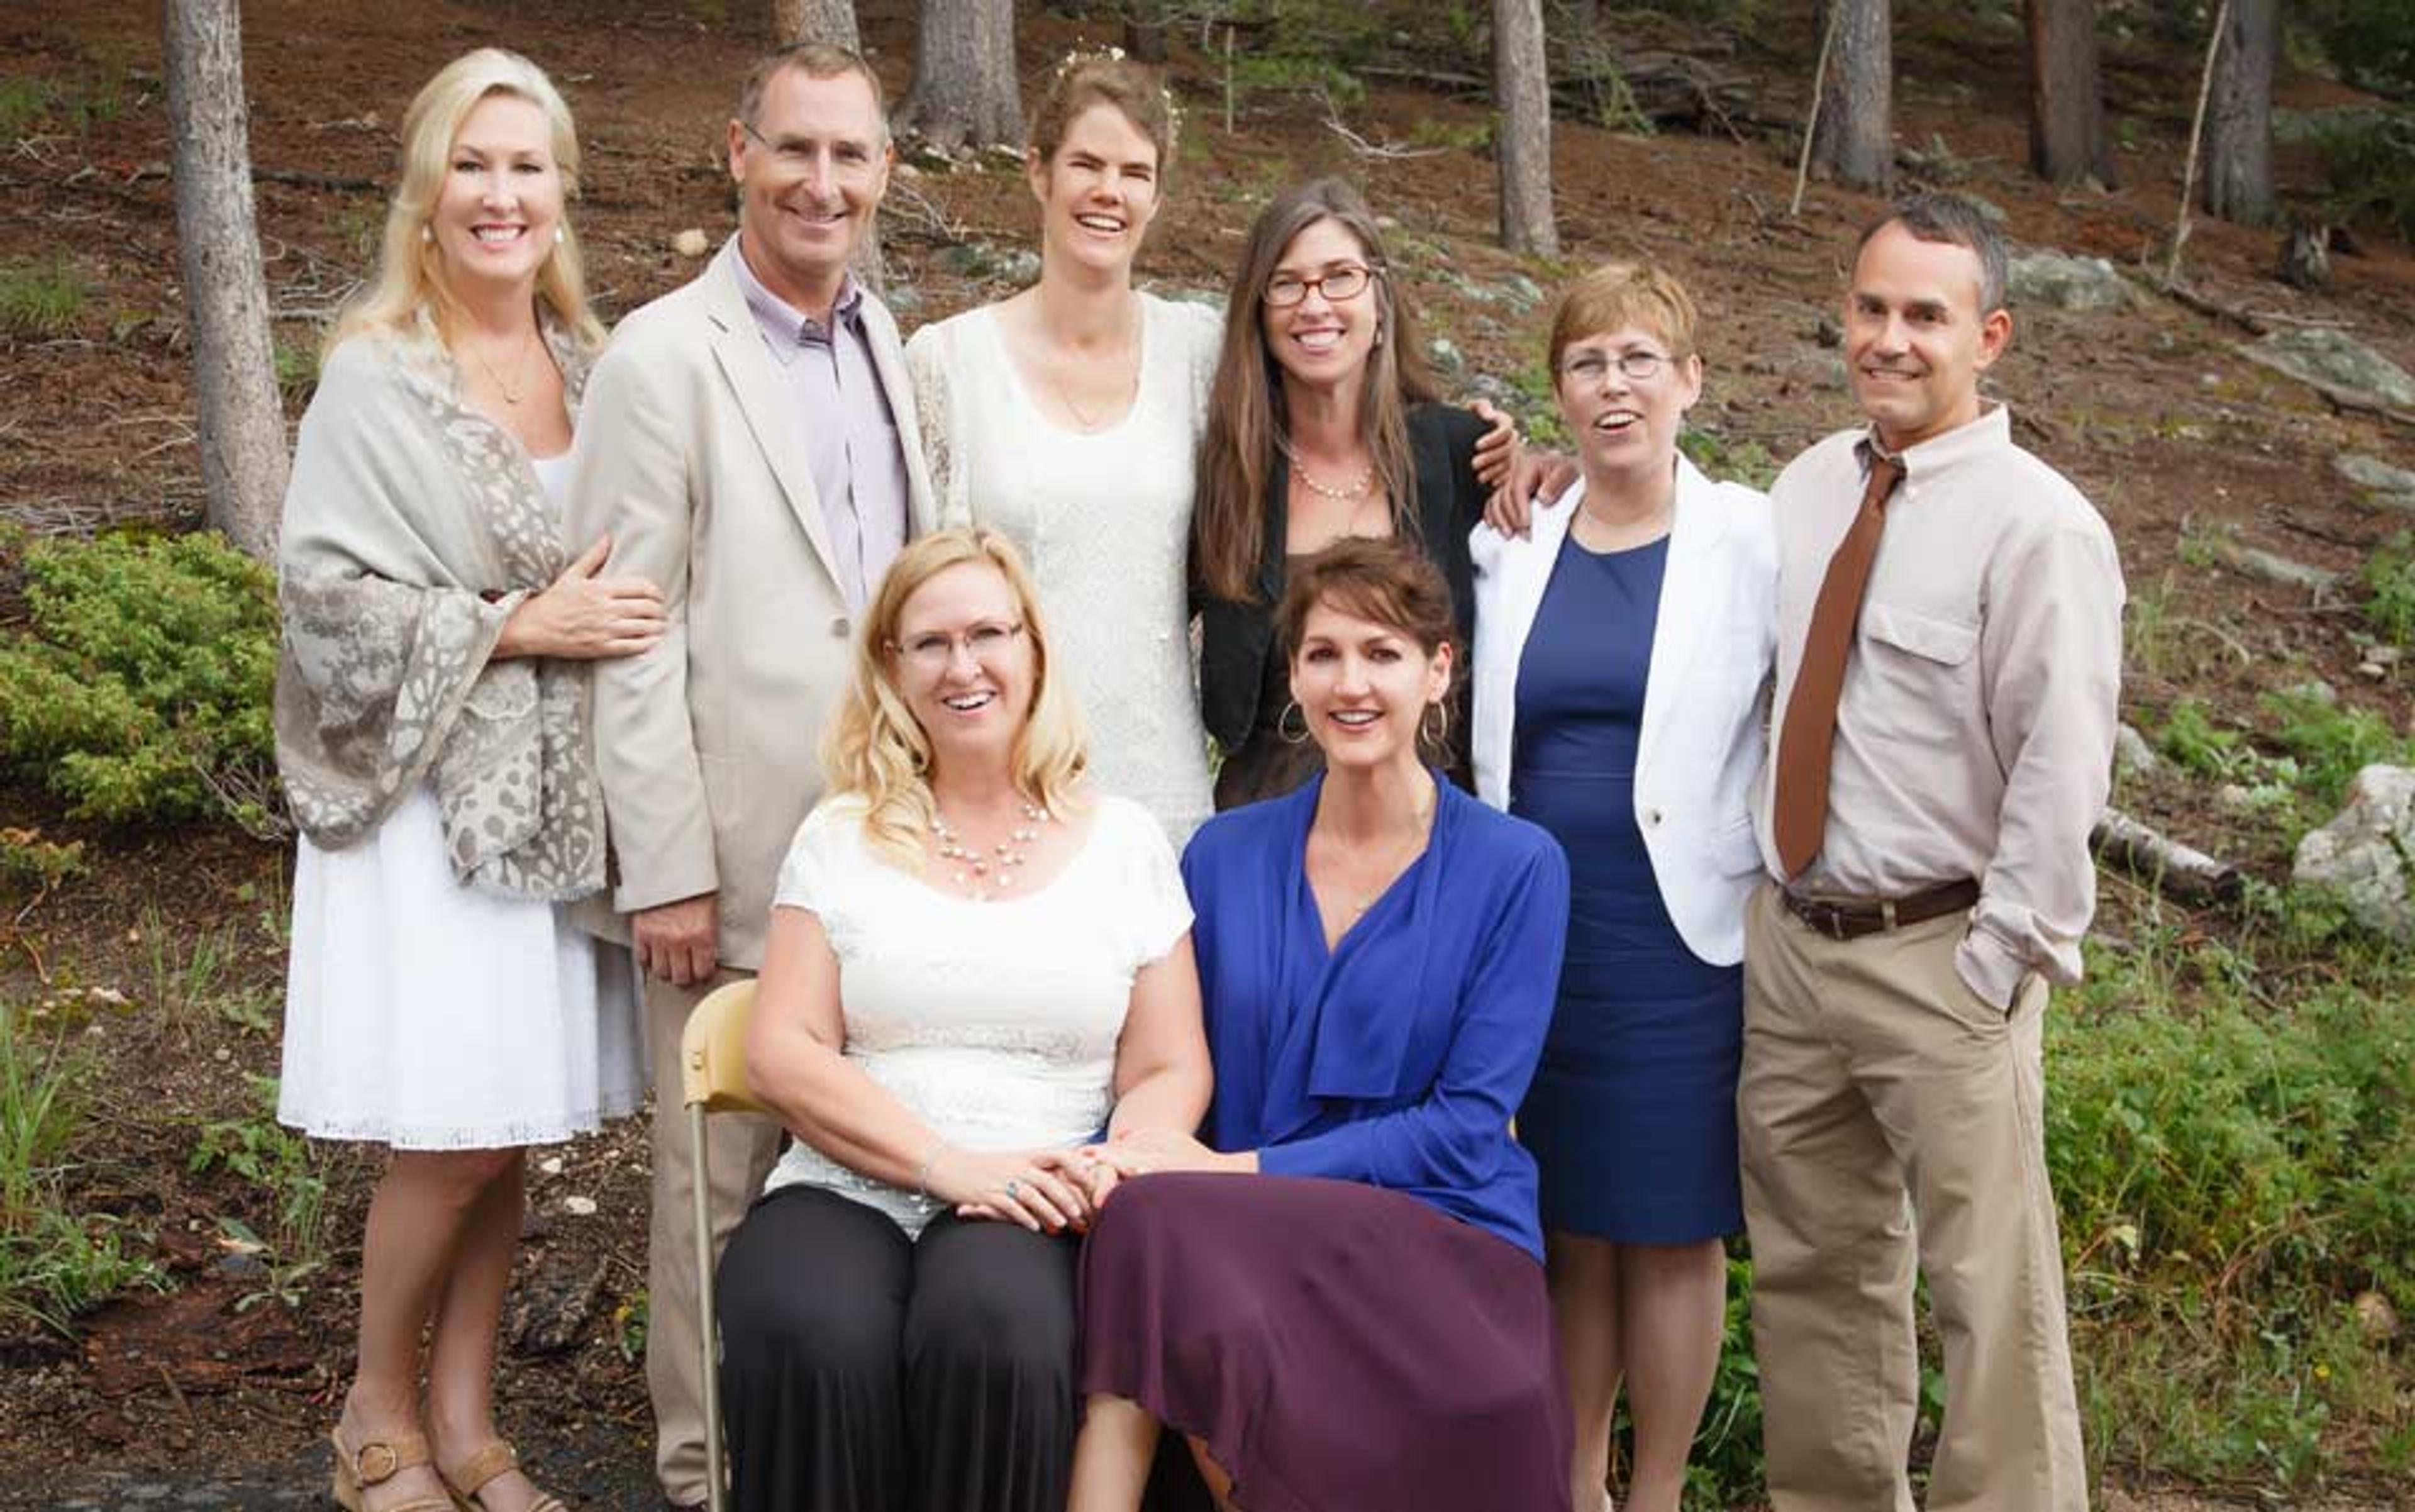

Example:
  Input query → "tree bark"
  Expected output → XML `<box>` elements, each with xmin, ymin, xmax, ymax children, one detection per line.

<box><xmin>1811</xmin><ymin>0</ymin><xmax>1892</xmax><ymax>193</ymax></box>
<box><xmin>1494</xmin><ymin>0</ymin><xmax>1559</xmax><ymax>256</ymax></box>
<box><xmin>772</xmin><ymin>0</ymin><xmax>860</xmax><ymax>50</ymax></box>
<box><xmin>162</xmin><ymin>0</ymin><xmax>286</xmax><ymax>563</ymax></box>
<box><xmin>896</xmin><ymin>0</ymin><xmax>1022</xmax><ymax>152</ymax></box>
<box><xmin>1123</xmin><ymin>0</ymin><xmax>1167</xmax><ymax>64</ymax></box>
<box><xmin>2204</xmin><ymin>0</ymin><xmax>2275</xmax><ymax>224</ymax></box>
<box><xmin>2024</xmin><ymin>0</ymin><xmax>2114</xmax><ymax>186</ymax></box>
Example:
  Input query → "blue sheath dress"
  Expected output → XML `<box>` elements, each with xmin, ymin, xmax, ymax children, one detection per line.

<box><xmin>1510</xmin><ymin>531</ymin><xmax>1745</xmax><ymax>1243</ymax></box>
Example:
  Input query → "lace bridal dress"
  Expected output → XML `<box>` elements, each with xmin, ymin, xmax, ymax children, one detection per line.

<box><xmin>905</xmin><ymin>294</ymin><xmax>1219</xmax><ymax>842</ymax></box>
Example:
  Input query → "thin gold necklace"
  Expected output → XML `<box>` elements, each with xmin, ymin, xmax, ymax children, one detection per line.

<box><xmin>465</xmin><ymin>325</ymin><xmax>538</xmax><ymax>406</ymax></box>
<box><xmin>1043</xmin><ymin>311</ymin><xmax>1138</xmax><ymax>431</ymax></box>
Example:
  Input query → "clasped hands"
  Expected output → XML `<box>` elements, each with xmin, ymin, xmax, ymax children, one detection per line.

<box><xmin>935</xmin><ymin>1128</ymin><xmax>1246</xmax><ymax>1235</ymax></box>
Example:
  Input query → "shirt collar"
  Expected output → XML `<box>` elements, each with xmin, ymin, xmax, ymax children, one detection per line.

<box><xmin>1859</xmin><ymin>401</ymin><xmax>2011</xmax><ymax>481</ymax></box>
<box><xmin>731</xmin><ymin>243</ymin><xmax>863</xmax><ymax>349</ymax></box>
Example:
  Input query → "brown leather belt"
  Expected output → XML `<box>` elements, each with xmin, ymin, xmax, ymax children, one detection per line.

<box><xmin>1782</xmin><ymin>878</ymin><xmax>1980</xmax><ymax>942</ymax></box>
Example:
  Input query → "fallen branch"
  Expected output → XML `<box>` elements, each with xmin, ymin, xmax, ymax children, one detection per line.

<box><xmin>2092</xmin><ymin>808</ymin><xmax>2242</xmax><ymax>906</ymax></box>
<box><xmin>1321</xmin><ymin>113</ymin><xmax>1445</xmax><ymax>160</ymax></box>
<box><xmin>253</xmin><ymin>166</ymin><xmax>379</xmax><ymax>193</ymax></box>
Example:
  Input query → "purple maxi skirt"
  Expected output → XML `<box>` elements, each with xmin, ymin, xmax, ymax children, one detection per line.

<box><xmin>1079</xmin><ymin>1172</ymin><xmax>1573</xmax><ymax>1512</ymax></box>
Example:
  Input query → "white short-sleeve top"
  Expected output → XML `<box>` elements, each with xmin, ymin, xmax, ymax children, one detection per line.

<box><xmin>758</xmin><ymin>791</ymin><xmax>1193</xmax><ymax>1234</ymax></box>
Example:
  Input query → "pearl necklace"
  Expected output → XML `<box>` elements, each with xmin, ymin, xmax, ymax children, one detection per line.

<box><xmin>1283</xmin><ymin>443</ymin><xmax>1375</xmax><ymax>502</ymax></box>
<box><xmin>932</xmin><ymin>799</ymin><xmax>1053</xmax><ymax>901</ymax></box>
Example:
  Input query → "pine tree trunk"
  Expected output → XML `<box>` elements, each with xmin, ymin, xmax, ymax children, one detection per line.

<box><xmin>1494</xmin><ymin>0</ymin><xmax>1558</xmax><ymax>256</ymax></box>
<box><xmin>772</xmin><ymin>0</ymin><xmax>860</xmax><ymax>49</ymax></box>
<box><xmin>1812</xmin><ymin>0</ymin><xmax>1892</xmax><ymax>192</ymax></box>
<box><xmin>2025</xmin><ymin>0</ymin><xmax>2113</xmax><ymax>186</ymax></box>
<box><xmin>163</xmin><ymin>0</ymin><xmax>286</xmax><ymax>563</ymax></box>
<box><xmin>2204</xmin><ymin>0</ymin><xmax>2275</xmax><ymax>224</ymax></box>
<box><xmin>1123</xmin><ymin>0</ymin><xmax>1168</xmax><ymax>64</ymax></box>
<box><xmin>896</xmin><ymin>0</ymin><xmax>1022</xmax><ymax>151</ymax></box>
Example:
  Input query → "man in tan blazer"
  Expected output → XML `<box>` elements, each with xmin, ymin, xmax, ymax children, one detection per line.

<box><xmin>567</xmin><ymin>43</ymin><xmax>935</xmax><ymax>1512</ymax></box>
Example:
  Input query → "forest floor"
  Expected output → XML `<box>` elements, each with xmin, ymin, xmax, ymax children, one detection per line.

<box><xmin>3</xmin><ymin>0</ymin><xmax>2414</xmax><ymax>1508</ymax></box>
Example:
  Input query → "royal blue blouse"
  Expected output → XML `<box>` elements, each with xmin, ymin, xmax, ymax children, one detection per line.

<box><xmin>1181</xmin><ymin>774</ymin><xmax>1572</xmax><ymax>1260</ymax></box>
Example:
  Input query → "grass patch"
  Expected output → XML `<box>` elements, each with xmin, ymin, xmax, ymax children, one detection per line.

<box><xmin>0</xmin><ymin>257</ymin><xmax>88</xmax><ymax>338</ymax></box>
<box><xmin>0</xmin><ymin>77</ymin><xmax>49</xmax><ymax>140</ymax></box>
<box><xmin>0</xmin><ymin>1005</ymin><xmax>164</xmax><ymax>1336</ymax></box>
<box><xmin>189</xmin><ymin>1075</ymin><xmax>332</xmax><ymax>1311</ymax></box>
<box><xmin>2362</xmin><ymin>530</ymin><xmax>2415</xmax><ymax>646</ymax></box>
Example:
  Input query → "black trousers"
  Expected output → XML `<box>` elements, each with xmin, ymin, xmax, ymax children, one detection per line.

<box><xmin>716</xmin><ymin>1184</ymin><xmax>1079</xmax><ymax>1512</ymax></box>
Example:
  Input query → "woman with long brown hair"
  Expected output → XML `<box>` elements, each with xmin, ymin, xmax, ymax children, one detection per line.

<box><xmin>1193</xmin><ymin>177</ymin><xmax>1504</xmax><ymax>808</ymax></box>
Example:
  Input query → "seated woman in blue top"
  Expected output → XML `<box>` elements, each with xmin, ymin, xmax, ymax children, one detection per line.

<box><xmin>1066</xmin><ymin>537</ymin><xmax>1575</xmax><ymax>1512</ymax></box>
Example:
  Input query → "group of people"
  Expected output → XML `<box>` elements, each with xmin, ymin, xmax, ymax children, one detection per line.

<box><xmin>270</xmin><ymin>36</ymin><xmax>2124</xmax><ymax>1512</ymax></box>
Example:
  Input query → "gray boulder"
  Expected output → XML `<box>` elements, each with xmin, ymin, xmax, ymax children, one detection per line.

<box><xmin>2338</xmin><ymin>452</ymin><xmax>2415</xmax><ymax>511</ymax></box>
<box><xmin>2241</xmin><ymin>328</ymin><xmax>2415</xmax><ymax>408</ymax></box>
<box><xmin>2007</xmin><ymin>251</ymin><xmax>2134</xmax><ymax>311</ymax></box>
<box><xmin>2294</xmin><ymin>764</ymin><xmax>2415</xmax><ymax>938</ymax></box>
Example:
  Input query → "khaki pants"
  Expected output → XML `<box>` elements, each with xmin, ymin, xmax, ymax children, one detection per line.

<box><xmin>643</xmin><ymin>968</ymin><xmax>782</xmax><ymax>1508</ymax></box>
<box><xmin>1738</xmin><ymin>883</ymin><xmax>2086</xmax><ymax>1512</ymax></box>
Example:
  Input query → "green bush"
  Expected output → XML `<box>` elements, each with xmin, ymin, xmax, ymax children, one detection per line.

<box><xmin>2054</xmin><ymin>936</ymin><xmax>2415</xmax><ymax>1486</ymax></box>
<box><xmin>0</xmin><ymin>527</ymin><xmax>283</xmax><ymax>835</ymax></box>
<box><xmin>2152</xmin><ymin>697</ymin><xmax>2240</xmax><ymax>777</ymax></box>
<box><xmin>2262</xmin><ymin>684</ymin><xmax>2412</xmax><ymax>806</ymax></box>
<box><xmin>2362</xmin><ymin>529</ymin><xmax>2415</xmax><ymax>646</ymax></box>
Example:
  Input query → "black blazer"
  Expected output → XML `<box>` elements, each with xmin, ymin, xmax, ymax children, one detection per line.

<box><xmin>1197</xmin><ymin>402</ymin><xmax>1490</xmax><ymax>750</ymax></box>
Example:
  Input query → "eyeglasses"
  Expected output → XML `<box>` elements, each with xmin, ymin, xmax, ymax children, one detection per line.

<box><xmin>1264</xmin><ymin>264</ymin><xmax>1378</xmax><ymax>308</ymax></box>
<box><xmin>738</xmin><ymin>119</ymin><xmax>882</xmax><ymax>179</ymax></box>
<box><xmin>1560</xmin><ymin>350</ymin><xmax>1678</xmax><ymax>384</ymax></box>
<box><xmin>889</xmin><ymin>620</ymin><xmax>1026</xmax><ymax>671</ymax></box>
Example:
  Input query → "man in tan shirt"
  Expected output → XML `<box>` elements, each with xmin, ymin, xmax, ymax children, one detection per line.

<box><xmin>1744</xmin><ymin>194</ymin><xmax>2123</xmax><ymax>1511</ymax></box>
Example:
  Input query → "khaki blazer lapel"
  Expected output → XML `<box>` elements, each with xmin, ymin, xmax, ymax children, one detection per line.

<box><xmin>699</xmin><ymin>240</ymin><xmax>845</xmax><ymax>592</ymax></box>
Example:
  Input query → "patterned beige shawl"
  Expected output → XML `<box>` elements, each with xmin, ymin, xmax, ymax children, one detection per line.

<box><xmin>273</xmin><ymin>313</ymin><xmax>606</xmax><ymax>901</ymax></box>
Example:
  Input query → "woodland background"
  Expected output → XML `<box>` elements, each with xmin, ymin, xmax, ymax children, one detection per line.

<box><xmin>2</xmin><ymin>1</ymin><xmax>2414</xmax><ymax>1507</ymax></box>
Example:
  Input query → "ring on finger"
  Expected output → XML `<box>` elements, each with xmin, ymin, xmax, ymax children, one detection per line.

<box><xmin>1004</xmin><ymin>1178</ymin><xmax>1021</xmax><ymax>1199</ymax></box>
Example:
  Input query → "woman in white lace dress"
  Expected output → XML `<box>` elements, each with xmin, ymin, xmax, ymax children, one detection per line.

<box><xmin>903</xmin><ymin>55</ymin><xmax>1218</xmax><ymax>840</ymax></box>
<box><xmin>713</xmin><ymin>528</ymin><xmax>1211</xmax><ymax>1512</ymax></box>
<box><xmin>273</xmin><ymin>50</ymin><xmax>652</xmax><ymax>1512</ymax></box>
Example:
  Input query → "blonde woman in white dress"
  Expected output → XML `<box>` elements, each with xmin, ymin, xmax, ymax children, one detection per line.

<box><xmin>273</xmin><ymin>49</ymin><xmax>652</xmax><ymax>1512</ymax></box>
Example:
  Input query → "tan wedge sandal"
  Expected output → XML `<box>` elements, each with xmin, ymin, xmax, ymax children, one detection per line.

<box><xmin>328</xmin><ymin>1425</ymin><xmax>456</xmax><ymax>1512</ymax></box>
<box><xmin>438</xmin><ymin>1440</ymin><xmax>569</xmax><ymax>1512</ymax></box>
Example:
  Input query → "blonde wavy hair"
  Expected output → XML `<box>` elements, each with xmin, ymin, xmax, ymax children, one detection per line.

<box><xmin>328</xmin><ymin>48</ymin><xmax>606</xmax><ymax>357</ymax></box>
<box><xmin>822</xmin><ymin>530</ymin><xmax>1091</xmax><ymax>867</ymax></box>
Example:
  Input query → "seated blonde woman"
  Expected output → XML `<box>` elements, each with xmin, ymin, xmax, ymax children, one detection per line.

<box><xmin>713</xmin><ymin>528</ymin><xmax>1212</xmax><ymax>1512</ymax></box>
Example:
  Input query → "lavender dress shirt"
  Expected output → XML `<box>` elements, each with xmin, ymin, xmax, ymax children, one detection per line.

<box><xmin>731</xmin><ymin>250</ymin><xmax>910</xmax><ymax>609</ymax></box>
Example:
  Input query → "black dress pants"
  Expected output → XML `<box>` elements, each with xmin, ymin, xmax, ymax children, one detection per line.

<box><xmin>716</xmin><ymin>1184</ymin><xmax>1078</xmax><ymax>1512</ymax></box>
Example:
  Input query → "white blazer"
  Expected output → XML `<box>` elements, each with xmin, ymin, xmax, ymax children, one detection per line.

<box><xmin>1469</xmin><ymin>457</ymin><xmax>1777</xmax><ymax>965</ymax></box>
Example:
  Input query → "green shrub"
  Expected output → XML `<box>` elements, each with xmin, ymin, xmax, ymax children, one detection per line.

<box><xmin>0</xmin><ymin>77</ymin><xmax>48</xmax><ymax>141</ymax></box>
<box><xmin>2262</xmin><ymin>684</ymin><xmax>2412</xmax><ymax>806</ymax></box>
<box><xmin>2152</xmin><ymin>697</ymin><xmax>2240</xmax><ymax>777</ymax></box>
<box><xmin>0</xmin><ymin>528</ymin><xmax>283</xmax><ymax>835</ymax></box>
<box><xmin>2362</xmin><ymin>530</ymin><xmax>2415</xmax><ymax>646</ymax></box>
<box><xmin>0</xmin><ymin>257</ymin><xmax>87</xmax><ymax>338</ymax></box>
<box><xmin>1679</xmin><ymin>427</ymin><xmax>1780</xmax><ymax>490</ymax></box>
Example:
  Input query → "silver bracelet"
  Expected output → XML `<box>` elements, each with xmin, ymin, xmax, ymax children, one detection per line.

<box><xmin>914</xmin><ymin>1145</ymin><xmax>944</xmax><ymax>1200</ymax></box>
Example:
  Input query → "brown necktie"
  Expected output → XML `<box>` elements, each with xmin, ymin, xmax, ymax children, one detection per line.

<box><xmin>1772</xmin><ymin>453</ymin><xmax>1904</xmax><ymax>880</ymax></box>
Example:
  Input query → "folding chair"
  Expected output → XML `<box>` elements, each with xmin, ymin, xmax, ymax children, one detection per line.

<box><xmin>679</xmin><ymin>977</ymin><xmax>765</xmax><ymax>1512</ymax></box>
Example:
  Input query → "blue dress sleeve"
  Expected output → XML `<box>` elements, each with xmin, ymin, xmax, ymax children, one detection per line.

<box><xmin>1257</xmin><ymin>837</ymin><xmax>1569</xmax><ymax>1191</ymax></box>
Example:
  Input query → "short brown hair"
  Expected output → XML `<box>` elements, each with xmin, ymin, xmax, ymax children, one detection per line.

<box><xmin>1278</xmin><ymin>539</ymin><xmax>1459</xmax><ymax>762</ymax></box>
<box><xmin>1028</xmin><ymin>55</ymin><xmax>1174</xmax><ymax>175</ymax></box>
<box><xmin>1277</xmin><ymin>538</ymin><xmax>1457</xmax><ymax>664</ymax></box>
<box><xmin>1857</xmin><ymin>192</ymin><xmax>2007</xmax><ymax>314</ymax></box>
<box><xmin>1547</xmin><ymin>261</ymin><xmax>1699</xmax><ymax>376</ymax></box>
<box><xmin>736</xmin><ymin>42</ymin><xmax>886</xmax><ymax>135</ymax></box>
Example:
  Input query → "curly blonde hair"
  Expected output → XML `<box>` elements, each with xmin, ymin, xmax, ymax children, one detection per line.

<box><xmin>821</xmin><ymin>530</ymin><xmax>1091</xmax><ymax>867</ymax></box>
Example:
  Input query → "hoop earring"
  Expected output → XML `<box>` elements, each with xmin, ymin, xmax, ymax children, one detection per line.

<box><xmin>1277</xmin><ymin>700</ymin><xmax>1310</xmax><ymax>746</ymax></box>
<box><xmin>1420</xmin><ymin>699</ymin><xmax>1450</xmax><ymax>752</ymax></box>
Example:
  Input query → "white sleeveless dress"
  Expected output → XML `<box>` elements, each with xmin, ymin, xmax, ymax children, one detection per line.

<box><xmin>277</xmin><ymin>452</ymin><xmax>645</xmax><ymax>1150</ymax></box>
<box><xmin>904</xmin><ymin>295</ymin><xmax>1220</xmax><ymax>842</ymax></box>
